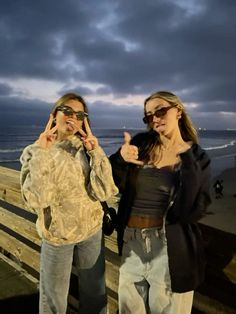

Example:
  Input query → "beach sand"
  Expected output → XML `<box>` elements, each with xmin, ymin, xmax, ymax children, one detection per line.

<box><xmin>200</xmin><ymin>167</ymin><xmax>236</xmax><ymax>235</ymax></box>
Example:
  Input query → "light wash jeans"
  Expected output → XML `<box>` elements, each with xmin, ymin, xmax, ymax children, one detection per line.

<box><xmin>39</xmin><ymin>229</ymin><xmax>107</xmax><ymax>314</ymax></box>
<box><xmin>119</xmin><ymin>227</ymin><xmax>193</xmax><ymax>314</ymax></box>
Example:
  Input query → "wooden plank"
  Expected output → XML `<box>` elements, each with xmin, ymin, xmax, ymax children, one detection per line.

<box><xmin>104</xmin><ymin>233</ymin><xmax>120</xmax><ymax>295</ymax></box>
<box><xmin>107</xmin><ymin>295</ymin><xmax>118</xmax><ymax>314</ymax></box>
<box><xmin>0</xmin><ymin>166</ymin><xmax>20</xmax><ymax>178</ymax></box>
<box><xmin>105</xmin><ymin>233</ymin><xmax>118</xmax><ymax>254</ymax></box>
<box><xmin>105</xmin><ymin>234</ymin><xmax>119</xmax><ymax>312</ymax></box>
<box><xmin>0</xmin><ymin>229</ymin><xmax>40</xmax><ymax>272</ymax></box>
<box><xmin>0</xmin><ymin>166</ymin><xmax>25</xmax><ymax>209</ymax></box>
<box><xmin>0</xmin><ymin>167</ymin><xmax>21</xmax><ymax>193</ymax></box>
<box><xmin>0</xmin><ymin>173</ymin><xmax>20</xmax><ymax>189</ymax></box>
<box><xmin>0</xmin><ymin>206</ymin><xmax>41</xmax><ymax>246</ymax></box>
<box><xmin>0</xmin><ymin>256</ymin><xmax>38</xmax><ymax>303</ymax></box>
<box><xmin>0</xmin><ymin>252</ymin><xmax>39</xmax><ymax>286</ymax></box>
<box><xmin>105</xmin><ymin>260</ymin><xmax>119</xmax><ymax>293</ymax></box>
<box><xmin>224</xmin><ymin>253</ymin><xmax>236</xmax><ymax>284</ymax></box>
<box><xmin>0</xmin><ymin>183</ymin><xmax>25</xmax><ymax>209</ymax></box>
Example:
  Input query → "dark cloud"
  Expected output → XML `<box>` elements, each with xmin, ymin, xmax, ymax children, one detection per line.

<box><xmin>0</xmin><ymin>83</ymin><xmax>13</xmax><ymax>95</ymax></box>
<box><xmin>0</xmin><ymin>0</ymin><xmax>236</xmax><ymax>129</ymax></box>
<box><xmin>0</xmin><ymin>96</ymin><xmax>144</xmax><ymax>129</ymax></box>
<box><xmin>0</xmin><ymin>96</ymin><xmax>50</xmax><ymax>126</ymax></box>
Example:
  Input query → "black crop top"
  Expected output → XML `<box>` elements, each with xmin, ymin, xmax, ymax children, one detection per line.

<box><xmin>130</xmin><ymin>165</ymin><xmax>178</xmax><ymax>218</ymax></box>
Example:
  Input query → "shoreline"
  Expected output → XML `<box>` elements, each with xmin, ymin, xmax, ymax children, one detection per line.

<box><xmin>206</xmin><ymin>141</ymin><xmax>236</xmax><ymax>177</ymax></box>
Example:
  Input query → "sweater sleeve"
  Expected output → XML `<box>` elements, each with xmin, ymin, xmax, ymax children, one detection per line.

<box><xmin>20</xmin><ymin>144</ymin><xmax>55</xmax><ymax>214</ymax></box>
<box><xmin>87</xmin><ymin>146</ymin><xmax>119</xmax><ymax>202</ymax></box>
<box><xmin>167</xmin><ymin>144</ymin><xmax>211</xmax><ymax>224</ymax></box>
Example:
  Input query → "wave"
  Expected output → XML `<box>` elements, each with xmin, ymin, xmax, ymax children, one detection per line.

<box><xmin>204</xmin><ymin>140</ymin><xmax>236</xmax><ymax>151</ymax></box>
<box><xmin>0</xmin><ymin>148</ymin><xmax>24</xmax><ymax>153</ymax></box>
<box><xmin>0</xmin><ymin>159</ymin><xmax>19</xmax><ymax>163</ymax></box>
<box><xmin>212</xmin><ymin>154</ymin><xmax>236</xmax><ymax>160</ymax></box>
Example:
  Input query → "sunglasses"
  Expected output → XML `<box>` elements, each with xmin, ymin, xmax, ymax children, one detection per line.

<box><xmin>143</xmin><ymin>105</ymin><xmax>176</xmax><ymax>124</ymax></box>
<box><xmin>56</xmin><ymin>105</ymin><xmax>88</xmax><ymax>121</ymax></box>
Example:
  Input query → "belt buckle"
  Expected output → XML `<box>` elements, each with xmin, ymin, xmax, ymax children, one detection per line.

<box><xmin>140</xmin><ymin>228</ymin><xmax>152</xmax><ymax>253</ymax></box>
<box><xmin>140</xmin><ymin>228</ymin><xmax>150</xmax><ymax>239</ymax></box>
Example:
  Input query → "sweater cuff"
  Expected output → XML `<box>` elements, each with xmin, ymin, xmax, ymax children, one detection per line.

<box><xmin>87</xmin><ymin>146</ymin><xmax>107</xmax><ymax>159</ymax></box>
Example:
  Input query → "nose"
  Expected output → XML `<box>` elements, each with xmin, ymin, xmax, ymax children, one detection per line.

<box><xmin>152</xmin><ymin>114</ymin><xmax>161</xmax><ymax>123</ymax></box>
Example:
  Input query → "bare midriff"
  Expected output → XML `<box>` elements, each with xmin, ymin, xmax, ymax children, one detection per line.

<box><xmin>127</xmin><ymin>215</ymin><xmax>163</xmax><ymax>228</ymax></box>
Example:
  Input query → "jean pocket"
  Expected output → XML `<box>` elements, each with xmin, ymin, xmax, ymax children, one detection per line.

<box><xmin>123</xmin><ymin>228</ymin><xmax>135</xmax><ymax>243</ymax></box>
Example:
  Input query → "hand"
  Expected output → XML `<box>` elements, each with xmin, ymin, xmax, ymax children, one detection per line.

<box><xmin>77</xmin><ymin>118</ymin><xmax>99</xmax><ymax>151</ymax></box>
<box><xmin>120</xmin><ymin>132</ymin><xmax>144</xmax><ymax>165</ymax></box>
<box><xmin>36</xmin><ymin>115</ymin><xmax>58</xmax><ymax>149</ymax></box>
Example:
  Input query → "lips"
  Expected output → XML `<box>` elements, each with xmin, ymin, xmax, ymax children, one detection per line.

<box><xmin>153</xmin><ymin>123</ymin><xmax>165</xmax><ymax>132</ymax></box>
<box><xmin>66</xmin><ymin>119</ymin><xmax>76</xmax><ymax>130</ymax></box>
<box><xmin>154</xmin><ymin>123</ymin><xmax>165</xmax><ymax>128</ymax></box>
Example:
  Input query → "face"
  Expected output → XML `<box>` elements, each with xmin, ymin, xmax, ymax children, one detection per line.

<box><xmin>55</xmin><ymin>99</ymin><xmax>86</xmax><ymax>138</ymax></box>
<box><xmin>145</xmin><ymin>98</ymin><xmax>180</xmax><ymax>137</ymax></box>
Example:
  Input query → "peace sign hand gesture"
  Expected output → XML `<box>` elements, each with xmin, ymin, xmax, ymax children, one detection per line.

<box><xmin>77</xmin><ymin>118</ymin><xmax>99</xmax><ymax>151</ymax></box>
<box><xmin>120</xmin><ymin>132</ymin><xmax>144</xmax><ymax>165</ymax></box>
<box><xmin>36</xmin><ymin>115</ymin><xmax>58</xmax><ymax>149</ymax></box>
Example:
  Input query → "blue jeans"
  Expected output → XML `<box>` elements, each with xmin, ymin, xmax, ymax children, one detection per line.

<box><xmin>39</xmin><ymin>229</ymin><xmax>107</xmax><ymax>314</ymax></box>
<box><xmin>119</xmin><ymin>227</ymin><xmax>193</xmax><ymax>314</ymax></box>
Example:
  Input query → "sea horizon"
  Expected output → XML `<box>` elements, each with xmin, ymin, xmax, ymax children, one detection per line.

<box><xmin>0</xmin><ymin>126</ymin><xmax>236</xmax><ymax>178</ymax></box>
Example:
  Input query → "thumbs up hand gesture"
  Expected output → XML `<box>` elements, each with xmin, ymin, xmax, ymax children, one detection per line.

<box><xmin>120</xmin><ymin>132</ymin><xmax>144</xmax><ymax>165</ymax></box>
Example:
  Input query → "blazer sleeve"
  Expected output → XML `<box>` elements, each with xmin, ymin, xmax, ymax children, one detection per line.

<box><xmin>167</xmin><ymin>144</ymin><xmax>211</xmax><ymax>224</ymax></box>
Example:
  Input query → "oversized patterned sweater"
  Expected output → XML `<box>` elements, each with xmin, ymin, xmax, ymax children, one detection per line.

<box><xmin>20</xmin><ymin>135</ymin><xmax>118</xmax><ymax>245</ymax></box>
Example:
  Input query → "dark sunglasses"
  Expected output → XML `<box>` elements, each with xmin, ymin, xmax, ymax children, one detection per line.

<box><xmin>56</xmin><ymin>105</ymin><xmax>88</xmax><ymax>121</ymax></box>
<box><xmin>143</xmin><ymin>105</ymin><xmax>176</xmax><ymax>124</ymax></box>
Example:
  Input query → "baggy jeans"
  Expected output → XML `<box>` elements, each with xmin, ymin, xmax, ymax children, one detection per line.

<box><xmin>39</xmin><ymin>229</ymin><xmax>107</xmax><ymax>314</ymax></box>
<box><xmin>119</xmin><ymin>227</ymin><xmax>193</xmax><ymax>314</ymax></box>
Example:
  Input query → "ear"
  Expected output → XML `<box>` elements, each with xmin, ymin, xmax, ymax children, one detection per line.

<box><xmin>177</xmin><ymin>108</ymin><xmax>182</xmax><ymax>120</ymax></box>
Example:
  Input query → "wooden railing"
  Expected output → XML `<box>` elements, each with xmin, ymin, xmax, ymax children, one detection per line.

<box><xmin>0</xmin><ymin>165</ymin><xmax>236</xmax><ymax>313</ymax></box>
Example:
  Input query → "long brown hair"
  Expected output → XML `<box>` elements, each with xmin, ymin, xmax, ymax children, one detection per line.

<box><xmin>138</xmin><ymin>90</ymin><xmax>198</xmax><ymax>163</ymax></box>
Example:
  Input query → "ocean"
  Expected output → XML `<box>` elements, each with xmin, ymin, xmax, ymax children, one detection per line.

<box><xmin>0</xmin><ymin>126</ymin><xmax>236</xmax><ymax>178</ymax></box>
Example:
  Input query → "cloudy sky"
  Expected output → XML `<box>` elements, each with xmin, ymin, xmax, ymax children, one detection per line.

<box><xmin>0</xmin><ymin>0</ymin><xmax>236</xmax><ymax>129</ymax></box>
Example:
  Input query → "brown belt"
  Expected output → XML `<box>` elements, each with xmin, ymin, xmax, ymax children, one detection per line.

<box><xmin>127</xmin><ymin>215</ymin><xmax>163</xmax><ymax>228</ymax></box>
